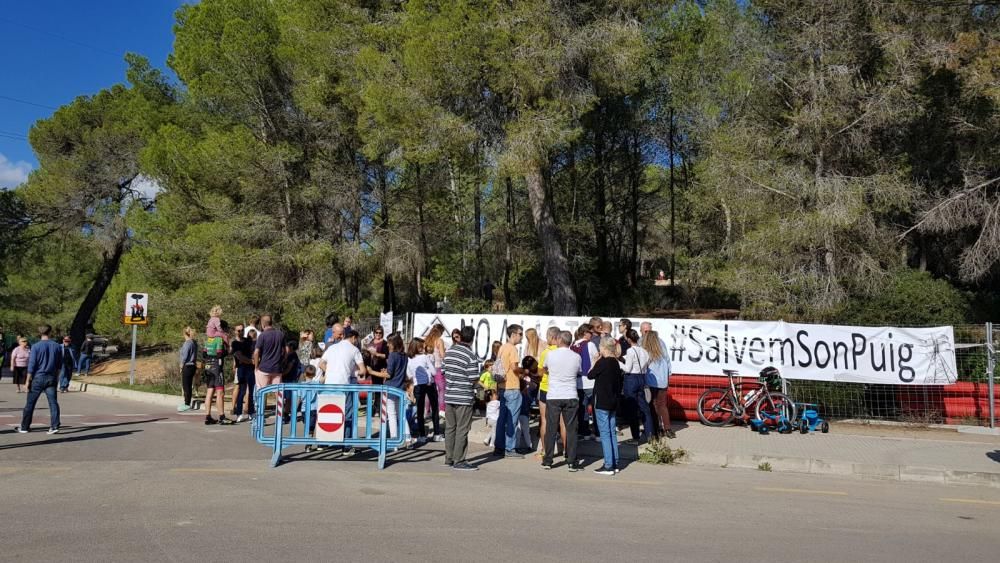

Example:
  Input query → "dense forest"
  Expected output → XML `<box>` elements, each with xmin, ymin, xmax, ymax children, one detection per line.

<box><xmin>1</xmin><ymin>0</ymin><xmax>998</xmax><ymax>345</ymax></box>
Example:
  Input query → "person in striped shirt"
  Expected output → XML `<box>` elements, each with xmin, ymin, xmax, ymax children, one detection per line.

<box><xmin>442</xmin><ymin>326</ymin><xmax>481</xmax><ymax>471</ymax></box>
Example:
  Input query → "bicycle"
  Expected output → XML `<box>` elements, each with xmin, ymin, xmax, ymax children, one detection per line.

<box><xmin>696</xmin><ymin>368</ymin><xmax>797</xmax><ymax>427</ymax></box>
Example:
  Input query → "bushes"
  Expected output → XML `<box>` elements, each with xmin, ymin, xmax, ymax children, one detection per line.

<box><xmin>838</xmin><ymin>269</ymin><xmax>969</xmax><ymax>327</ymax></box>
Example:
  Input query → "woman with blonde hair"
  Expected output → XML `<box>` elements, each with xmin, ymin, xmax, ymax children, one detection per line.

<box><xmin>178</xmin><ymin>327</ymin><xmax>198</xmax><ymax>412</ymax></box>
<box><xmin>588</xmin><ymin>336</ymin><xmax>624</xmax><ymax>475</ymax></box>
<box><xmin>643</xmin><ymin>330</ymin><xmax>674</xmax><ymax>438</ymax></box>
<box><xmin>424</xmin><ymin>324</ymin><xmax>448</xmax><ymax>412</ymax></box>
<box><xmin>523</xmin><ymin>328</ymin><xmax>542</xmax><ymax>360</ymax></box>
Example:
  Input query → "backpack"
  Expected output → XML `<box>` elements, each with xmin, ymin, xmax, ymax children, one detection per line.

<box><xmin>570</xmin><ymin>340</ymin><xmax>592</xmax><ymax>375</ymax></box>
<box><xmin>203</xmin><ymin>336</ymin><xmax>226</xmax><ymax>359</ymax></box>
<box><xmin>491</xmin><ymin>354</ymin><xmax>506</xmax><ymax>384</ymax></box>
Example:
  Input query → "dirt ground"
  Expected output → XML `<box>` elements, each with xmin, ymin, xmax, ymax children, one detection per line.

<box><xmin>81</xmin><ymin>352</ymin><xmax>172</xmax><ymax>384</ymax></box>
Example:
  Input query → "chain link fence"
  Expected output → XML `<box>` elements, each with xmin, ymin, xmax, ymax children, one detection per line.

<box><xmin>781</xmin><ymin>323</ymin><xmax>997</xmax><ymax>427</ymax></box>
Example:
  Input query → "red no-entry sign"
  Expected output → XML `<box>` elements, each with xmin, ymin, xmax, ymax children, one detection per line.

<box><xmin>318</xmin><ymin>403</ymin><xmax>345</xmax><ymax>433</ymax></box>
<box><xmin>316</xmin><ymin>394</ymin><xmax>347</xmax><ymax>442</ymax></box>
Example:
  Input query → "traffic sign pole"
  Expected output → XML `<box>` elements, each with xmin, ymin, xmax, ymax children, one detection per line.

<box><xmin>128</xmin><ymin>324</ymin><xmax>137</xmax><ymax>386</ymax></box>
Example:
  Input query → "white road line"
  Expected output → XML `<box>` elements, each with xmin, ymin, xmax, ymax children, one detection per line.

<box><xmin>940</xmin><ymin>498</ymin><xmax>1000</xmax><ymax>506</ymax></box>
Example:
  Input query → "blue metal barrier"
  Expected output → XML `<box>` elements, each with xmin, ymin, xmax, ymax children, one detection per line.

<box><xmin>252</xmin><ymin>383</ymin><xmax>409</xmax><ymax>469</ymax></box>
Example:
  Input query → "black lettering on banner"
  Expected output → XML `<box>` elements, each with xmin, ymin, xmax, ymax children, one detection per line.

<box><xmin>748</xmin><ymin>337</ymin><xmax>765</xmax><ymax>365</ymax></box>
<box><xmin>851</xmin><ymin>333</ymin><xmax>866</xmax><ymax>371</ymax></box>
<box><xmin>898</xmin><ymin>343</ymin><xmax>915</xmax><ymax>382</ymax></box>
<box><xmin>476</xmin><ymin>318</ymin><xmax>490</xmax><ymax>360</ymax></box>
<box><xmin>870</xmin><ymin>340</ymin><xmax>886</xmax><ymax>371</ymax></box>
<box><xmin>888</xmin><ymin>332</ymin><xmax>896</xmax><ymax>373</ymax></box>
<box><xmin>814</xmin><ymin>341</ymin><xmax>831</xmax><ymax>368</ymax></box>
<box><xmin>670</xmin><ymin>326</ymin><xmax>687</xmax><ymax>362</ymax></box>
<box><xmin>832</xmin><ymin>341</ymin><xmax>849</xmax><ymax>369</ymax></box>
<box><xmin>688</xmin><ymin>326</ymin><xmax>704</xmax><ymax>362</ymax></box>
<box><xmin>768</xmin><ymin>338</ymin><xmax>795</xmax><ymax>367</ymax></box>
<box><xmin>796</xmin><ymin>330</ymin><xmax>813</xmax><ymax>367</ymax></box>
<box><xmin>731</xmin><ymin>335</ymin><xmax>749</xmax><ymax>364</ymax></box>
<box><xmin>723</xmin><ymin>324</ymin><xmax>729</xmax><ymax>363</ymax></box>
<box><xmin>705</xmin><ymin>335</ymin><xmax>721</xmax><ymax>363</ymax></box>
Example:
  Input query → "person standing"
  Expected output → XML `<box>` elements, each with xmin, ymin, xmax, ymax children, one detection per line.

<box><xmin>617</xmin><ymin>319</ymin><xmax>633</xmax><ymax>357</ymax></box>
<box><xmin>493</xmin><ymin>324</ymin><xmax>526</xmax><ymax>458</ymax></box>
<box><xmin>0</xmin><ymin>330</ymin><xmax>6</xmax><ymax>382</ymax></box>
<box><xmin>589</xmin><ymin>337</ymin><xmax>624</xmax><ymax>475</ymax></box>
<box><xmin>424</xmin><ymin>324</ymin><xmax>448</xmax><ymax>414</ymax></box>
<box><xmin>536</xmin><ymin>326</ymin><xmax>566</xmax><ymax>461</ymax></box>
<box><xmin>77</xmin><ymin>334</ymin><xmax>94</xmax><ymax>377</ymax></box>
<box><xmin>442</xmin><ymin>326</ymin><xmax>480</xmax><ymax>471</ymax></box>
<box><xmin>17</xmin><ymin>325</ymin><xmax>63</xmax><ymax>434</ymax></box>
<box><xmin>57</xmin><ymin>336</ymin><xmax>77</xmax><ymax>393</ymax></box>
<box><xmin>571</xmin><ymin>324</ymin><xmax>599</xmax><ymax>441</ymax></box>
<box><xmin>253</xmin><ymin>315</ymin><xmax>285</xmax><ymax>417</ymax></box>
<box><xmin>10</xmin><ymin>337</ymin><xmax>30</xmax><ymax>393</ymax></box>
<box><xmin>231</xmin><ymin>325</ymin><xmax>256</xmax><ymax>422</ymax></box>
<box><xmin>320</xmin><ymin>329</ymin><xmax>366</xmax><ymax>452</ymax></box>
<box><xmin>541</xmin><ymin>331</ymin><xmax>582</xmax><ymax>472</ymax></box>
<box><xmin>407</xmin><ymin>338</ymin><xmax>442</xmax><ymax>443</ymax></box>
<box><xmin>620</xmin><ymin>329</ymin><xmax>652</xmax><ymax>444</ymax></box>
<box><xmin>178</xmin><ymin>328</ymin><xmax>198</xmax><ymax>411</ymax></box>
<box><xmin>643</xmin><ymin>330</ymin><xmax>674</xmax><ymax>438</ymax></box>
<box><xmin>366</xmin><ymin>326</ymin><xmax>389</xmax><ymax>412</ymax></box>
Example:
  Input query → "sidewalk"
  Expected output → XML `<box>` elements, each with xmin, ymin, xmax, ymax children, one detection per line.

<box><xmin>468</xmin><ymin>419</ymin><xmax>1000</xmax><ymax>487</ymax></box>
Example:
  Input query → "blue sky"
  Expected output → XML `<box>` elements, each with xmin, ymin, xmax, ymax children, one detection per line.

<box><xmin>0</xmin><ymin>1</ymin><xmax>183</xmax><ymax>188</ymax></box>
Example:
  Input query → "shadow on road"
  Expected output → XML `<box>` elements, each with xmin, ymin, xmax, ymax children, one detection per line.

<box><xmin>0</xmin><ymin>430</ymin><xmax>141</xmax><ymax>450</ymax></box>
<box><xmin>988</xmin><ymin>450</ymin><xmax>1000</xmax><ymax>464</ymax></box>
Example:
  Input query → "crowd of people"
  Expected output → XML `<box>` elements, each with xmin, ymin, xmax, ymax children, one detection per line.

<box><xmin>176</xmin><ymin>308</ymin><xmax>672</xmax><ymax>475</ymax></box>
<box><xmin>6</xmin><ymin>325</ymin><xmax>87</xmax><ymax>435</ymax></box>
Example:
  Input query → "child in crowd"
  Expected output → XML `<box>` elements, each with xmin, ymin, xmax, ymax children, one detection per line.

<box><xmin>205</xmin><ymin>305</ymin><xmax>230</xmax><ymax>346</ymax></box>
<box><xmin>475</xmin><ymin>360</ymin><xmax>495</xmax><ymax>415</ymax></box>
<box><xmin>483</xmin><ymin>389</ymin><xmax>500</xmax><ymax>447</ymax></box>
<box><xmin>402</xmin><ymin>375</ymin><xmax>417</xmax><ymax>447</ymax></box>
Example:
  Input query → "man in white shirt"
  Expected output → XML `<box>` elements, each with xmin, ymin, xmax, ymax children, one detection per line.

<box><xmin>541</xmin><ymin>331</ymin><xmax>582</xmax><ymax>472</ymax></box>
<box><xmin>319</xmin><ymin>330</ymin><xmax>365</xmax><ymax>445</ymax></box>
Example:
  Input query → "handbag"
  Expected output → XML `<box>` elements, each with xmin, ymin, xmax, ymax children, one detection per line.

<box><xmin>491</xmin><ymin>355</ymin><xmax>506</xmax><ymax>384</ymax></box>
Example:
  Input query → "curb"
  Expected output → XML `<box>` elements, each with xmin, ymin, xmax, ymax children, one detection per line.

<box><xmin>684</xmin><ymin>450</ymin><xmax>1000</xmax><ymax>488</ymax></box>
<box><xmin>69</xmin><ymin>381</ymin><xmax>198</xmax><ymax>410</ymax></box>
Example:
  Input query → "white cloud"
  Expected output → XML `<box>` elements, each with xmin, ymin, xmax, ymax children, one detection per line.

<box><xmin>0</xmin><ymin>153</ymin><xmax>32</xmax><ymax>189</ymax></box>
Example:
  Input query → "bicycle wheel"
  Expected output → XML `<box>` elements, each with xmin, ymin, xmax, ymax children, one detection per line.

<box><xmin>697</xmin><ymin>388</ymin><xmax>736</xmax><ymax>426</ymax></box>
<box><xmin>755</xmin><ymin>392</ymin><xmax>798</xmax><ymax>424</ymax></box>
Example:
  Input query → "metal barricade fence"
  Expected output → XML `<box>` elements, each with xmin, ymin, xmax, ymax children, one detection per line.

<box><xmin>252</xmin><ymin>383</ymin><xmax>409</xmax><ymax>469</ymax></box>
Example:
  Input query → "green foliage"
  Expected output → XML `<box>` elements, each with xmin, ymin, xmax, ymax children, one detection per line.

<box><xmin>638</xmin><ymin>439</ymin><xmax>688</xmax><ymax>465</ymax></box>
<box><xmin>757</xmin><ymin>462</ymin><xmax>772</xmax><ymax>472</ymax></box>
<box><xmin>838</xmin><ymin>269</ymin><xmax>969</xmax><ymax>327</ymax></box>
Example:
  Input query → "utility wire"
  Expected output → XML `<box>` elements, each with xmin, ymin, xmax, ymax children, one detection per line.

<box><xmin>0</xmin><ymin>16</ymin><xmax>123</xmax><ymax>59</ymax></box>
<box><xmin>0</xmin><ymin>94</ymin><xmax>58</xmax><ymax>110</ymax></box>
<box><xmin>0</xmin><ymin>130</ymin><xmax>29</xmax><ymax>140</ymax></box>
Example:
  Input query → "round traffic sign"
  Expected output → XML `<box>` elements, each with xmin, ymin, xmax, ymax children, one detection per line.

<box><xmin>317</xmin><ymin>402</ymin><xmax>345</xmax><ymax>433</ymax></box>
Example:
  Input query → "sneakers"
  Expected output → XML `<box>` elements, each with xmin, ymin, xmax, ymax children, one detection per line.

<box><xmin>218</xmin><ymin>416</ymin><xmax>234</xmax><ymax>425</ymax></box>
<box><xmin>452</xmin><ymin>462</ymin><xmax>478</xmax><ymax>471</ymax></box>
<box><xmin>442</xmin><ymin>461</ymin><xmax>454</xmax><ymax>468</ymax></box>
<box><xmin>483</xmin><ymin>437</ymin><xmax>491</xmax><ymax>446</ymax></box>
<box><xmin>235</xmin><ymin>414</ymin><xmax>250</xmax><ymax>423</ymax></box>
<box><xmin>594</xmin><ymin>467</ymin><xmax>615</xmax><ymax>476</ymax></box>
<box><xmin>47</xmin><ymin>428</ymin><xmax>59</xmax><ymax>435</ymax></box>
<box><xmin>416</xmin><ymin>436</ymin><xmax>428</xmax><ymax>445</ymax></box>
<box><xmin>204</xmin><ymin>416</ymin><xmax>217</xmax><ymax>426</ymax></box>
<box><xmin>15</xmin><ymin>427</ymin><xmax>28</xmax><ymax>434</ymax></box>
<box><xmin>504</xmin><ymin>451</ymin><xmax>525</xmax><ymax>459</ymax></box>
<box><xmin>432</xmin><ymin>434</ymin><xmax>445</xmax><ymax>443</ymax></box>
<box><xmin>177</xmin><ymin>404</ymin><xmax>192</xmax><ymax>413</ymax></box>
<box><xmin>541</xmin><ymin>463</ymin><xmax>553</xmax><ymax>470</ymax></box>
<box><xmin>341</xmin><ymin>447</ymin><xmax>356</xmax><ymax>456</ymax></box>
<box><xmin>567</xmin><ymin>464</ymin><xmax>581</xmax><ymax>473</ymax></box>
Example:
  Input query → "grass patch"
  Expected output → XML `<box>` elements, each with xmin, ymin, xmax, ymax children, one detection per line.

<box><xmin>757</xmin><ymin>461</ymin><xmax>772</xmax><ymax>472</ymax></box>
<box><xmin>107</xmin><ymin>379</ymin><xmax>183</xmax><ymax>396</ymax></box>
<box><xmin>638</xmin><ymin>438</ymin><xmax>688</xmax><ymax>465</ymax></box>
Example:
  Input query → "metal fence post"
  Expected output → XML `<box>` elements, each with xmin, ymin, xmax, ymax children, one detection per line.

<box><xmin>987</xmin><ymin>322</ymin><xmax>995</xmax><ymax>429</ymax></box>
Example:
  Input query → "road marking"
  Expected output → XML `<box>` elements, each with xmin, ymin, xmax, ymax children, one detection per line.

<box><xmin>940</xmin><ymin>498</ymin><xmax>1000</xmax><ymax>506</ymax></box>
<box><xmin>755</xmin><ymin>487</ymin><xmax>848</xmax><ymax>496</ymax></box>
<box><xmin>170</xmin><ymin>468</ymin><xmax>260</xmax><ymax>474</ymax></box>
<box><xmin>576</xmin><ymin>478</ymin><xmax>662</xmax><ymax>486</ymax></box>
<box><xmin>0</xmin><ymin>466</ymin><xmax>72</xmax><ymax>473</ymax></box>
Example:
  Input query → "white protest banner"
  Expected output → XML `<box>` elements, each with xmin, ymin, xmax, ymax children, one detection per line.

<box><xmin>413</xmin><ymin>314</ymin><xmax>957</xmax><ymax>386</ymax></box>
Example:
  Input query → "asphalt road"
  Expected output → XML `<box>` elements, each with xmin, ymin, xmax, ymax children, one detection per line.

<box><xmin>2</xmin><ymin>385</ymin><xmax>999</xmax><ymax>562</ymax></box>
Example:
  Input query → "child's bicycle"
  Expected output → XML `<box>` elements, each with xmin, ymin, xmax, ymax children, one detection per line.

<box><xmin>697</xmin><ymin>367</ymin><xmax>797</xmax><ymax>427</ymax></box>
<box><xmin>795</xmin><ymin>402</ymin><xmax>830</xmax><ymax>434</ymax></box>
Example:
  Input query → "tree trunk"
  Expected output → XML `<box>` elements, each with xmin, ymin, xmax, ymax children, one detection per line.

<box><xmin>70</xmin><ymin>232</ymin><xmax>128</xmax><ymax>349</ymax></box>
<box><xmin>524</xmin><ymin>165</ymin><xmax>578</xmax><ymax>315</ymax></box>
<box><xmin>669</xmin><ymin>106</ymin><xmax>676</xmax><ymax>288</ymax></box>
<box><xmin>473</xmin><ymin>169</ymin><xmax>483</xmax><ymax>290</ymax></box>
<box><xmin>592</xmin><ymin>112</ymin><xmax>610</xmax><ymax>294</ymax></box>
<box><xmin>503</xmin><ymin>177</ymin><xmax>516</xmax><ymax>312</ymax></box>
<box><xmin>414</xmin><ymin>163</ymin><xmax>430</xmax><ymax>310</ymax></box>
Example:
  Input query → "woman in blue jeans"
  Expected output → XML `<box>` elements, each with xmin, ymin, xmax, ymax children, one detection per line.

<box><xmin>588</xmin><ymin>337</ymin><xmax>624</xmax><ymax>475</ymax></box>
<box><xmin>619</xmin><ymin>329</ymin><xmax>652</xmax><ymax>443</ymax></box>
